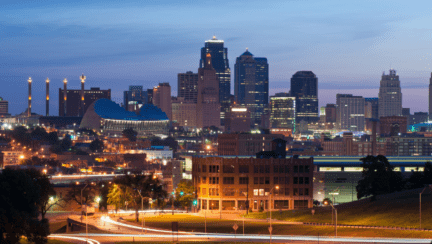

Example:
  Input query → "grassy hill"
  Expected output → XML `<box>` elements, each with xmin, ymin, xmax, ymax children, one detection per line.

<box><xmin>245</xmin><ymin>187</ymin><xmax>432</xmax><ymax>229</ymax></box>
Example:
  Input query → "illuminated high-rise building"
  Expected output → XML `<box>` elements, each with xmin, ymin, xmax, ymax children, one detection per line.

<box><xmin>234</xmin><ymin>49</ymin><xmax>269</xmax><ymax>128</ymax></box>
<box><xmin>178</xmin><ymin>71</ymin><xmax>198</xmax><ymax>103</ymax></box>
<box><xmin>378</xmin><ymin>69</ymin><xmax>402</xmax><ymax>118</ymax></box>
<box><xmin>290</xmin><ymin>71</ymin><xmax>319</xmax><ymax>123</ymax></box>
<box><xmin>123</xmin><ymin>85</ymin><xmax>147</xmax><ymax>114</ymax></box>
<box><xmin>200</xmin><ymin>36</ymin><xmax>231</xmax><ymax>125</ymax></box>
<box><xmin>197</xmin><ymin>53</ymin><xmax>221</xmax><ymax>128</ymax></box>
<box><xmin>336</xmin><ymin>94</ymin><xmax>365</xmax><ymax>131</ymax></box>
<box><xmin>0</xmin><ymin>97</ymin><xmax>9</xmax><ymax>116</ymax></box>
<box><xmin>152</xmin><ymin>83</ymin><xmax>172</xmax><ymax>120</ymax></box>
<box><xmin>429</xmin><ymin>73</ymin><xmax>432</xmax><ymax>120</ymax></box>
<box><xmin>270</xmin><ymin>93</ymin><xmax>296</xmax><ymax>136</ymax></box>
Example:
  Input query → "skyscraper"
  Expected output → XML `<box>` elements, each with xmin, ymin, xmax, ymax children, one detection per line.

<box><xmin>290</xmin><ymin>71</ymin><xmax>319</xmax><ymax>123</ymax></box>
<box><xmin>336</xmin><ymin>94</ymin><xmax>365</xmax><ymax>131</ymax></box>
<box><xmin>364</xmin><ymin>98</ymin><xmax>379</xmax><ymax>119</ymax></box>
<box><xmin>200</xmin><ymin>36</ymin><xmax>231</xmax><ymax>125</ymax></box>
<box><xmin>234</xmin><ymin>49</ymin><xmax>269</xmax><ymax>128</ymax></box>
<box><xmin>152</xmin><ymin>83</ymin><xmax>172</xmax><ymax>120</ymax></box>
<box><xmin>0</xmin><ymin>97</ymin><xmax>9</xmax><ymax>116</ymax></box>
<box><xmin>378</xmin><ymin>69</ymin><xmax>402</xmax><ymax>118</ymax></box>
<box><xmin>269</xmin><ymin>93</ymin><xmax>296</xmax><ymax>136</ymax></box>
<box><xmin>429</xmin><ymin>73</ymin><xmax>432</xmax><ymax>120</ymax></box>
<box><xmin>178</xmin><ymin>71</ymin><xmax>198</xmax><ymax>103</ymax></box>
<box><xmin>197</xmin><ymin>53</ymin><xmax>221</xmax><ymax>128</ymax></box>
<box><xmin>124</xmin><ymin>85</ymin><xmax>147</xmax><ymax>113</ymax></box>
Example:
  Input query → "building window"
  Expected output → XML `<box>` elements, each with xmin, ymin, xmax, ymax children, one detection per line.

<box><xmin>223</xmin><ymin>165</ymin><xmax>235</xmax><ymax>173</ymax></box>
<box><xmin>224</xmin><ymin>188</ymin><xmax>235</xmax><ymax>196</ymax></box>
<box><xmin>285</xmin><ymin>188</ymin><xmax>290</xmax><ymax>196</ymax></box>
<box><xmin>285</xmin><ymin>165</ymin><xmax>290</xmax><ymax>173</ymax></box>
<box><xmin>274</xmin><ymin>177</ymin><xmax>279</xmax><ymax>184</ymax></box>
<box><xmin>202</xmin><ymin>199</ymin><xmax>207</xmax><ymax>210</ymax></box>
<box><xmin>294</xmin><ymin>177</ymin><xmax>298</xmax><ymax>184</ymax></box>
<box><xmin>299</xmin><ymin>177</ymin><xmax>304</xmax><ymax>184</ymax></box>
<box><xmin>239</xmin><ymin>177</ymin><xmax>249</xmax><ymax>184</ymax></box>
<box><xmin>202</xmin><ymin>177</ymin><xmax>206</xmax><ymax>184</ymax></box>
<box><xmin>294</xmin><ymin>166</ymin><xmax>298</xmax><ymax>173</ymax></box>
<box><xmin>254</xmin><ymin>166</ymin><xmax>259</xmax><ymax>173</ymax></box>
<box><xmin>299</xmin><ymin>188</ymin><xmax>304</xmax><ymax>196</ymax></box>
<box><xmin>253</xmin><ymin>189</ymin><xmax>259</xmax><ymax>196</ymax></box>
<box><xmin>223</xmin><ymin>177</ymin><xmax>234</xmax><ymax>184</ymax></box>
<box><xmin>305</xmin><ymin>177</ymin><xmax>309</xmax><ymax>185</ymax></box>
<box><xmin>202</xmin><ymin>188</ymin><xmax>207</xmax><ymax>195</ymax></box>
<box><xmin>265</xmin><ymin>165</ymin><xmax>270</xmax><ymax>173</ymax></box>
<box><xmin>239</xmin><ymin>188</ymin><xmax>247</xmax><ymax>197</ymax></box>
<box><xmin>209</xmin><ymin>188</ymin><xmax>219</xmax><ymax>196</ymax></box>
<box><xmin>305</xmin><ymin>188</ymin><xmax>309</xmax><ymax>196</ymax></box>
<box><xmin>265</xmin><ymin>177</ymin><xmax>270</xmax><ymax>184</ymax></box>
<box><xmin>209</xmin><ymin>165</ymin><xmax>219</xmax><ymax>173</ymax></box>
<box><xmin>274</xmin><ymin>165</ymin><xmax>279</xmax><ymax>174</ymax></box>
<box><xmin>202</xmin><ymin>165</ymin><xmax>207</xmax><ymax>173</ymax></box>
<box><xmin>259</xmin><ymin>189</ymin><xmax>265</xmax><ymax>196</ymax></box>
<box><xmin>294</xmin><ymin>188</ymin><xmax>299</xmax><ymax>196</ymax></box>
<box><xmin>299</xmin><ymin>165</ymin><xmax>304</xmax><ymax>173</ymax></box>
<box><xmin>210</xmin><ymin>177</ymin><xmax>219</xmax><ymax>184</ymax></box>
<box><xmin>254</xmin><ymin>177</ymin><xmax>259</xmax><ymax>184</ymax></box>
<box><xmin>260</xmin><ymin>165</ymin><xmax>265</xmax><ymax>173</ymax></box>
<box><xmin>260</xmin><ymin>177</ymin><xmax>265</xmax><ymax>184</ymax></box>
<box><xmin>305</xmin><ymin>165</ymin><xmax>310</xmax><ymax>173</ymax></box>
<box><xmin>239</xmin><ymin>165</ymin><xmax>249</xmax><ymax>173</ymax></box>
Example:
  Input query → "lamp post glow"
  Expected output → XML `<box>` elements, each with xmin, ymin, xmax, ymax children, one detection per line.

<box><xmin>269</xmin><ymin>185</ymin><xmax>279</xmax><ymax>243</ymax></box>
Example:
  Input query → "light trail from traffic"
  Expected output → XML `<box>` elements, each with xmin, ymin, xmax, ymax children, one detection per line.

<box><xmin>49</xmin><ymin>235</ymin><xmax>101</xmax><ymax>244</ymax></box>
<box><xmin>100</xmin><ymin>216</ymin><xmax>432</xmax><ymax>243</ymax></box>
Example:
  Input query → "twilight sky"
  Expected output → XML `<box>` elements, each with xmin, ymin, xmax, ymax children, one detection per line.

<box><xmin>1</xmin><ymin>0</ymin><xmax>432</xmax><ymax>116</ymax></box>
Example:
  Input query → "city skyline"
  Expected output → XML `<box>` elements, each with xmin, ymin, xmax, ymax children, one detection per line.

<box><xmin>2</xmin><ymin>0</ymin><xmax>432</xmax><ymax>115</ymax></box>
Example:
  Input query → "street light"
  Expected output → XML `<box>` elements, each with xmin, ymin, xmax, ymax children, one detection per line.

<box><xmin>269</xmin><ymin>185</ymin><xmax>279</xmax><ymax>243</ymax></box>
<box><xmin>137</xmin><ymin>189</ymin><xmax>146</xmax><ymax>234</ymax></box>
<box><xmin>80</xmin><ymin>183</ymin><xmax>89</xmax><ymax>243</ymax></box>
<box><xmin>420</xmin><ymin>185</ymin><xmax>431</xmax><ymax>229</ymax></box>
<box><xmin>330</xmin><ymin>203</ymin><xmax>337</xmax><ymax>237</ymax></box>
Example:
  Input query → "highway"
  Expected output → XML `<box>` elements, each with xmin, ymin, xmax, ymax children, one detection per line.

<box><xmin>47</xmin><ymin>214</ymin><xmax>432</xmax><ymax>244</ymax></box>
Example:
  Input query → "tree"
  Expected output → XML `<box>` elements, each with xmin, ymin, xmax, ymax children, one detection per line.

<box><xmin>108</xmin><ymin>174</ymin><xmax>167</xmax><ymax>222</ymax></box>
<box><xmin>122</xmin><ymin>128</ymin><xmax>138</xmax><ymax>142</ymax></box>
<box><xmin>89</xmin><ymin>139</ymin><xmax>104</xmax><ymax>152</ymax></box>
<box><xmin>31</xmin><ymin>127</ymin><xmax>48</xmax><ymax>141</ymax></box>
<box><xmin>423</xmin><ymin>162</ymin><xmax>432</xmax><ymax>185</ymax></box>
<box><xmin>64</xmin><ymin>181</ymin><xmax>97</xmax><ymax>208</ymax></box>
<box><xmin>0</xmin><ymin>169</ymin><xmax>50</xmax><ymax>243</ymax></box>
<box><xmin>356</xmin><ymin>155</ymin><xmax>404</xmax><ymax>201</ymax></box>
<box><xmin>60</xmin><ymin>134</ymin><xmax>72</xmax><ymax>151</ymax></box>
<box><xmin>175</xmin><ymin>180</ymin><xmax>194</xmax><ymax>208</ymax></box>
<box><xmin>46</xmin><ymin>132</ymin><xmax>59</xmax><ymax>145</ymax></box>
<box><xmin>24</xmin><ymin>168</ymin><xmax>62</xmax><ymax>220</ymax></box>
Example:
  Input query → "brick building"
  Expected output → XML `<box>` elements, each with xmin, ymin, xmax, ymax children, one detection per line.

<box><xmin>380</xmin><ymin>116</ymin><xmax>407</xmax><ymax>136</ymax></box>
<box><xmin>193</xmin><ymin>156</ymin><xmax>313</xmax><ymax>212</ymax></box>
<box><xmin>217</xmin><ymin>133</ymin><xmax>284</xmax><ymax>156</ymax></box>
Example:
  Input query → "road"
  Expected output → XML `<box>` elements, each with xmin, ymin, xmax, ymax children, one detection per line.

<box><xmin>47</xmin><ymin>214</ymin><xmax>432</xmax><ymax>244</ymax></box>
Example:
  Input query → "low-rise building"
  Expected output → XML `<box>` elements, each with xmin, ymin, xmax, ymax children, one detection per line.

<box><xmin>217</xmin><ymin>133</ymin><xmax>285</xmax><ymax>156</ymax></box>
<box><xmin>193</xmin><ymin>156</ymin><xmax>313</xmax><ymax>212</ymax></box>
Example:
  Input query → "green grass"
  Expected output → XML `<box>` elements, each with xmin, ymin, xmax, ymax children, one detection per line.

<box><xmin>21</xmin><ymin>239</ymin><xmax>73</xmax><ymax>244</ymax></box>
<box><xmin>245</xmin><ymin>188</ymin><xmax>432</xmax><ymax>229</ymax></box>
<box><xmin>117</xmin><ymin>242</ymin><xmax>284</xmax><ymax>244</ymax></box>
<box><xmin>123</xmin><ymin>213</ymin><xmax>432</xmax><ymax>239</ymax></box>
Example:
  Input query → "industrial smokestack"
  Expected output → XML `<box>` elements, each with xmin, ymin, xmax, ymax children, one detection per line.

<box><xmin>80</xmin><ymin>74</ymin><xmax>86</xmax><ymax>116</ymax></box>
<box><xmin>63</xmin><ymin>78</ymin><xmax>67</xmax><ymax>117</ymax></box>
<box><xmin>28</xmin><ymin>77</ymin><xmax>32</xmax><ymax>117</ymax></box>
<box><xmin>46</xmin><ymin>78</ymin><xmax>50</xmax><ymax>116</ymax></box>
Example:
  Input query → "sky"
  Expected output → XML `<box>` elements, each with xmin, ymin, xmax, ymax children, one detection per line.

<box><xmin>1</xmin><ymin>0</ymin><xmax>432</xmax><ymax>116</ymax></box>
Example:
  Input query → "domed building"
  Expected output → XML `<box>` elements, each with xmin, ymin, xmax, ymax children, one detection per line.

<box><xmin>80</xmin><ymin>99</ymin><xmax>169</xmax><ymax>136</ymax></box>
